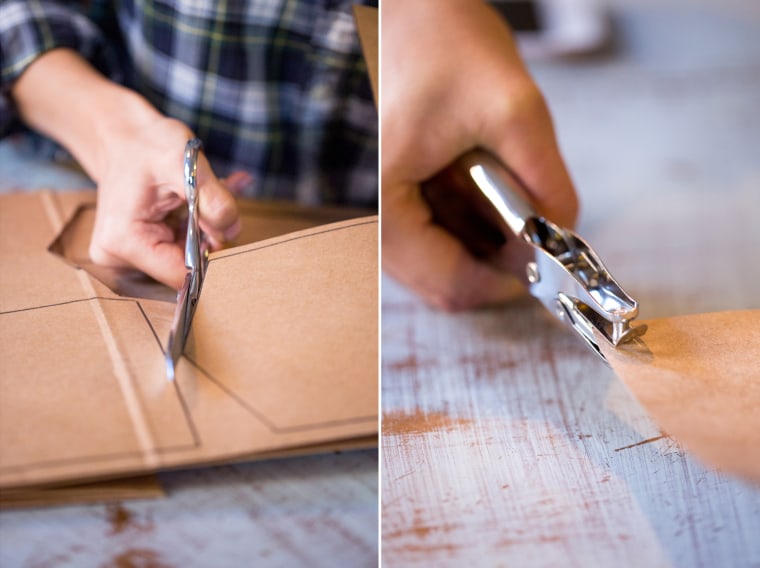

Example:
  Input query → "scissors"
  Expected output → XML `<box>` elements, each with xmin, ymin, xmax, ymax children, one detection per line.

<box><xmin>165</xmin><ymin>138</ymin><xmax>207</xmax><ymax>381</ymax></box>
<box><xmin>421</xmin><ymin>149</ymin><xmax>647</xmax><ymax>362</ymax></box>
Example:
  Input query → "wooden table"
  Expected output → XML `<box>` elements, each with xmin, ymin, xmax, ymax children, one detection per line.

<box><xmin>1</xmin><ymin>452</ymin><xmax>377</xmax><ymax>566</ymax></box>
<box><xmin>382</xmin><ymin>1</ymin><xmax>760</xmax><ymax>565</ymax></box>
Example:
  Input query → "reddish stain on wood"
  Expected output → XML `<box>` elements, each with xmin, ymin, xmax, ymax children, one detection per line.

<box><xmin>458</xmin><ymin>353</ymin><xmax>517</xmax><ymax>379</ymax></box>
<box><xmin>383</xmin><ymin>409</ymin><xmax>472</xmax><ymax>436</ymax></box>
<box><xmin>384</xmin><ymin>506</ymin><xmax>464</xmax><ymax>556</ymax></box>
<box><xmin>111</xmin><ymin>548</ymin><xmax>173</xmax><ymax>568</ymax></box>
<box><xmin>386</xmin><ymin>354</ymin><xmax>434</xmax><ymax>372</ymax></box>
<box><xmin>106</xmin><ymin>503</ymin><xmax>153</xmax><ymax>535</ymax></box>
<box><xmin>106</xmin><ymin>503</ymin><xmax>132</xmax><ymax>535</ymax></box>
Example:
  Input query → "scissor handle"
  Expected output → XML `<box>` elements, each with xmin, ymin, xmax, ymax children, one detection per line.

<box><xmin>184</xmin><ymin>138</ymin><xmax>204</xmax><ymax>274</ymax></box>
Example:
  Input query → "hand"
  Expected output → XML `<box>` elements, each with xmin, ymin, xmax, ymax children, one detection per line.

<box><xmin>88</xmin><ymin>116</ymin><xmax>245</xmax><ymax>289</ymax></box>
<box><xmin>11</xmin><ymin>49</ymin><xmax>244</xmax><ymax>289</ymax></box>
<box><xmin>381</xmin><ymin>0</ymin><xmax>578</xmax><ymax>311</ymax></box>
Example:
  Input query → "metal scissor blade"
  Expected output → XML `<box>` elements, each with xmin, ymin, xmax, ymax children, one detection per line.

<box><xmin>165</xmin><ymin>137</ymin><xmax>205</xmax><ymax>381</ymax></box>
<box><xmin>165</xmin><ymin>270</ymin><xmax>199</xmax><ymax>381</ymax></box>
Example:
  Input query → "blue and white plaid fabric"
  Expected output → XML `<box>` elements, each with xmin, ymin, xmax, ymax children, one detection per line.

<box><xmin>0</xmin><ymin>0</ymin><xmax>378</xmax><ymax>207</ymax></box>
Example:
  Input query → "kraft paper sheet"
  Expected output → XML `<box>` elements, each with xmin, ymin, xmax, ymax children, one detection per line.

<box><xmin>0</xmin><ymin>191</ymin><xmax>378</xmax><ymax>491</ymax></box>
<box><xmin>602</xmin><ymin>310</ymin><xmax>760</xmax><ymax>483</ymax></box>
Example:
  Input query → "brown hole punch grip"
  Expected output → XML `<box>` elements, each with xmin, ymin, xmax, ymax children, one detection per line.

<box><xmin>421</xmin><ymin>148</ymin><xmax>646</xmax><ymax>363</ymax></box>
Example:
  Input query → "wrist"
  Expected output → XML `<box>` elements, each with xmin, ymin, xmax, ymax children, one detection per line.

<box><xmin>11</xmin><ymin>48</ymin><xmax>162</xmax><ymax>181</ymax></box>
<box><xmin>86</xmin><ymin>87</ymin><xmax>163</xmax><ymax>181</ymax></box>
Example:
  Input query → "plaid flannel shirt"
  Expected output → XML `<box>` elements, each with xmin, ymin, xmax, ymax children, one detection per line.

<box><xmin>0</xmin><ymin>0</ymin><xmax>378</xmax><ymax>207</ymax></box>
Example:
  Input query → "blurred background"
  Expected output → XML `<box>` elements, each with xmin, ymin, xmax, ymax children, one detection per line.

<box><xmin>500</xmin><ymin>0</ymin><xmax>760</xmax><ymax>317</ymax></box>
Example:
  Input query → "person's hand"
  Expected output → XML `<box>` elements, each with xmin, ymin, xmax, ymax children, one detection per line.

<box><xmin>88</xmin><ymin>116</ymin><xmax>246</xmax><ymax>289</ymax></box>
<box><xmin>381</xmin><ymin>0</ymin><xmax>579</xmax><ymax>311</ymax></box>
<box><xmin>11</xmin><ymin>49</ymin><xmax>244</xmax><ymax>289</ymax></box>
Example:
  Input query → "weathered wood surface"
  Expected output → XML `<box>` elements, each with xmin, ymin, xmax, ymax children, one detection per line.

<box><xmin>382</xmin><ymin>2</ymin><xmax>760</xmax><ymax>566</ymax></box>
<box><xmin>0</xmin><ymin>452</ymin><xmax>378</xmax><ymax>566</ymax></box>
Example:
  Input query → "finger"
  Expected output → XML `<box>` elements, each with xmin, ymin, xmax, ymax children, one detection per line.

<box><xmin>481</xmin><ymin>81</ymin><xmax>579</xmax><ymax>229</ymax></box>
<box><xmin>125</xmin><ymin>223</ymin><xmax>187</xmax><ymax>289</ymax></box>
<box><xmin>195</xmin><ymin>154</ymin><xmax>241</xmax><ymax>244</ymax></box>
<box><xmin>90</xmin><ymin>219</ymin><xmax>187</xmax><ymax>289</ymax></box>
<box><xmin>382</xmin><ymin>183</ymin><xmax>523</xmax><ymax>311</ymax></box>
<box><xmin>222</xmin><ymin>170</ymin><xmax>254</xmax><ymax>197</ymax></box>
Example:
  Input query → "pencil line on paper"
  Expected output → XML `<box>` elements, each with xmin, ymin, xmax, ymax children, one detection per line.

<box><xmin>210</xmin><ymin>218</ymin><xmax>377</xmax><ymax>262</ymax></box>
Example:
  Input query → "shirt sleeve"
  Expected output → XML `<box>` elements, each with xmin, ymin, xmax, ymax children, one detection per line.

<box><xmin>0</xmin><ymin>0</ymin><xmax>115</xmax><ymax>138</ymax></box>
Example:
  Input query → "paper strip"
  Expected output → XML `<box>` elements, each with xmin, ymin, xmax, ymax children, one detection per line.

<box><xmin>602</xmin><ymin>310</ymin><xmax>760</xmax><ymax>483</ymax></box>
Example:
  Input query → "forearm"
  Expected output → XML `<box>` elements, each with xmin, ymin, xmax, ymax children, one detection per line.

<box><xmin>8</xmin><ymin>44</ymin><xmax>238</xmax><ymax>291</ymax></box>
<box><xmin>10</xmin><ymin>48</ymin><xmax>161</xmax><ymax>182</ymax></box>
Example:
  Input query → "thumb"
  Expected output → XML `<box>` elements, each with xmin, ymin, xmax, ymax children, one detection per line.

<box><xmin>195</xmin><ymin>154</ymin><xmax>241</xmax><ymax>247</ymax></box>
<box><xmin>482</xmin><ymin>83</ymin><xmax>579</xmax><ymax>229</ymax></box>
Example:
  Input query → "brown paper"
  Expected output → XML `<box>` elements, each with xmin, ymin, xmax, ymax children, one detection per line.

<box><xmin>0</xmin><ymin>191</ymin><xmax>378</xmax><ymax>490</ymax></box>
<box><xmin>602</xmin><ymin>310</ymin><xmax>760</xmax><ymax>482</ymax></box>
<box><xmin>49</xmin><ymin>195</ymin><xmax>370</xmax><ymax>301</ymax></box>
<box><xmin>0</xmin><ymin>475</ymin><xmax>164</xmax><ymax>509</ymax></box>
<box><xmin>353</xmin><ymin>6</ymin><xmax>378</xmax><ymax>104</ymax></box>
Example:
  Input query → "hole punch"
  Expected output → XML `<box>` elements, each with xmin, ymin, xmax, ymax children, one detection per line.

<box><xmin>422</xmin><ymin>148</ymin><xmax>646</xmax><ymax>363</ymax></box>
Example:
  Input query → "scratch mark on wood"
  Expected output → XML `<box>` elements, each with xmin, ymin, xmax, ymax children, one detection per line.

<box><xmin>614</xmin><ymin>434</ymin><xmax>667</xmax><ymax>452</ymax></box>
<box><xmin>393</xmin><ymin>471</ymin><xmax>415</xmax><ymax>483</ymax></box>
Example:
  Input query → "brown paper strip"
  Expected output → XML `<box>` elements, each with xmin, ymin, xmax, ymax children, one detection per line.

<box><xmin>602</xmin><ymin>310</ymin><xmax>760</xmax><ymax>482</ymax></box>
<box><xmin>0</xmin><ymin>475</ymin><xmax>164</xmax><ymax>509</ymax></box>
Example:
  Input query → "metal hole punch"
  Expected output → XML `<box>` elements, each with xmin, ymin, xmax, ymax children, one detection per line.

<box><xmin>165</xmin><ymin>138</ymin><xmax>208</xmax><ymax>380</ymax></box>
<box><xmin>421</xmin><ymin>148</ymin><xmax>647</xmax><ymax>363</ymax></box>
